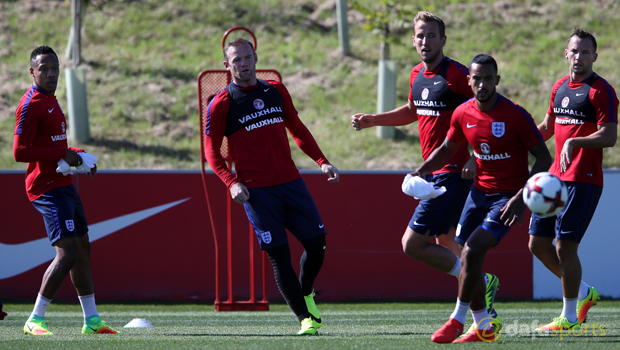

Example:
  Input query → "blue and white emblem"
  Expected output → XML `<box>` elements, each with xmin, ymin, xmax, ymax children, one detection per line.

<box><xmin>261</xmin><ymin>231</ymin><xmax>272</xmax><ymax>244</ymax></box>
<box><xmin>561</xmin><ymin>96</ymin><xmax>570</xmax><ymax>108</ymax></box>
<box><xmin>253</xmin><ymin>99</ymin><xmax>265</xmax><ymax>110</ymax></box>
<box><xmin>491</xmin><ymin>122</ymin><xmax>505</xmax><ymax>138</ymax></box>
<box><xmin>65</xmin><ymin>219</ymin><xmax>75</xmax><ymax>232</ymax></box>
<box><xmin>421</xmin><ymin>88</ymin><xmax>429</xmax><ymax>100</ymax></box>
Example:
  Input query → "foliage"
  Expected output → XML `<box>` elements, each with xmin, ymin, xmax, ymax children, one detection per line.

<box><xmin>1</xmin><ymin>1</ymin><xmax>619</xmax><ymax>170</ymax></box>
<box><xmin>350</xmin><ymin>0</ymin><xmax>420</xmax><ymax>47</ymax></box>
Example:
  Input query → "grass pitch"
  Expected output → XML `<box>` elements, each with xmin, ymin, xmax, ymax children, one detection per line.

<box><xmin>0</xmin><ymin>301</ymin><xmax>618</xmax><ymax>349</ymax></box>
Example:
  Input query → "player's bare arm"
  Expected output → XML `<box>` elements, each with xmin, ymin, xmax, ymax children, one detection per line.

<box><xmin>321</xmin><ymin>163</ymin><xmax>340</xmax><ymax>183</ymax></box>
<box><xmin>351</xmin><ymin>100</ymin><xmax>417</xmax><ymax>130</ymax></box>
<box><xmin>230</xmin><ymin>182</ymin><xmax>250</xmax><ymax>204</ymax></box>
<box><xmin>461</xmin><ymin>155</ymin><xmax>476</xmax><ymax>180</ymax></box>
<box><xmin>410</xmin><ymin>136</ymin><xmax>461</xmax><ymax>177</ymax></box>
<box><xmin>500</xmin><ymin>140</ymin><xmax>552</xmax><ymax>226</ymax></box>
<box><xmin>560</xmin><ymin>122</ymin><xmax>617</xmax><ymax>172</ymax></box>
<box><xmin>537</xmin><ymin>113</ymin><xmax>556</xmax><ymax>141</ymax></box>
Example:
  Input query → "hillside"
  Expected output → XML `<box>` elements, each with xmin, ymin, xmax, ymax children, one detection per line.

<box><xmin>1</xmin><ymin>0</ymin><xmax>619</xmax><ymax>170</ymax></box>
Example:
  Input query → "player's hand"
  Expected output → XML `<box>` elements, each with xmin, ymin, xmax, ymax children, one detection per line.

<box><xmin>230</xmin><ymin>182</ymin><xmax>250</xmax><ymax>204</ymax></box>
<box><xmin>560</xmin><ymin>139</ymin><xmax>574</xmax><ymax>173</ymax></box>
<box><xmin>86</xmin><ymin>164</ymin><xmax>97</xmax><ymax>179</ymax></box>
<box><xmin>64</xmin><ymin>149</ymin><xmax>82</xmax><ymax>167</ymax></box>
<box><xmin>322</xmin><ymin>163</ymin><xmax>340</xmax><ymax>183</ymax></box>
<box><xmin>461</xmin><ymin>156</ymin><xmax>476</xmax><ymax>180</ymax></box>
<box><xmin>408</xmin><ymin>164</ymin><xmax>430</xmax><ymax>178</ymax></box>
<box><xmin>499</xmin><ymin>190</ymin><xmax>525</xmax><ymax>226</ymax></box>
<box><xmin>408</xmin><ymin>170</ymin><xmax>421</xmax><ymax>178</ymax></box>
<box><xmin>351</xmin><ymin>113</ymin><xmax>374</xmax><ymax>131</ymax></box>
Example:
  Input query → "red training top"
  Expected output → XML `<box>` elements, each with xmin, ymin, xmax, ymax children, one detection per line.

<box><xmin>409</xmin><ymin>57</ymin><xmax>473</xmax><ymax>174</ymax></box>
<box><xmin>448</xmin><ymin>94</ymin><xmax>543</xmax><ymax>194</ymax></box>
<box><xmin>204</xmin><ymin>80</ymin><xmax>329</xmax><ymax>189</ymax></box>
<box><xmin>547</xmin><ymin>74</ymin><xmax>618</xmax><ymax>187</ymax></box>
<box><xmin>14</xmin><ymin>85</ymin><xmax>83</xmax><ymax>201</ymax></box>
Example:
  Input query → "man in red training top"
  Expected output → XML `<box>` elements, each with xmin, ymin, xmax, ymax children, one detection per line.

<box><xmin>204</xmin><ymin>38</ymin><xmax>339</xmax><ymax>335</ymax></box>
<box><xmin>351</xmin><ymin>11</ymin><xmax>501</xmax><ymax>335</ymax></box>
<box><xmin>14</xmin><ymin>46</ymin><xmax>118</xmax><ymax>336</ymax></box>
<box><xmin>411</xmin><ymin>54</ymin><xmax>551</xmax><ymax>343</ymax></box>
<box><xmin>529</xmin><ymin>28</ymin><xmax>618</xmax><ymax>332</ymax></box>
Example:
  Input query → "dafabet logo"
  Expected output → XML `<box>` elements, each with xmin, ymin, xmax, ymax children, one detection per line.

<box><xmin>476</xmin><ymin>318</ymin><xmax>608</xmax><ymax>341</ymax></box>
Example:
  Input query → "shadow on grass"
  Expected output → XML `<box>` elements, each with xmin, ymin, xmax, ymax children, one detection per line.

<box><xmin>165</xmin><ymin>331</ymin><xmax>431</xmax><ymax>337</ymax></box>
<box><xmin>87</xmin><ymin>60</ymin><xmax>198</xmax><ymax>82</ymax></box>
<box><xmin>89</xmin><ymin>137</ymin><xmax>194</xmax><ymax>161</ymax></box>
<box><xmin>393</xmin><ymin>128</ymin><xmax>420</xmax><ymax>144</ymax></box>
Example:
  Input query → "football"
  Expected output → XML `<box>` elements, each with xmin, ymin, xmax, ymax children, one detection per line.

<box><xmin>522</xmin><ymin>172</ymin><xmax>568</xmax><ymax>217</ymax></box>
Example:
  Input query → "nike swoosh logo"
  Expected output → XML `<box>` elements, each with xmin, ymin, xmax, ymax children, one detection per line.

<box><xmin>467</xmin><ymin>123</ymin><xmax>477</xmax><ymax>128</ymax></box>
<box><xmin>0</xmin><ymin>198</ymin><xmax>189</xmax><ymax>280</ymax></box>
<box><xmin>264</xmin><ymin>89</ymin><xmax>270</xmax><ymax>92</ymax></box>
<box><xmin>413</xmin><ymin>221</ymin><xmax>425</xmax><ymax>226</ymax></box>
<box><xmin>434</xmin><ymin>81</ymin><xmax>441</xmax><ymax>85</ymax></box>
<box><xmin>576</xmin><ymin>93</ymin><xmax>585</xmax><ymax>96</ymax></box>
<box><xmin>48</xmin><ymin>108</ymin><xmax>54</xmax><ymax>113</ymax></box>
<box><xmin>319</xmin><ymin>224</ymin><xmax>324</xmax><ymax>228</ymax></box>
<box><xmin>485</xmin><ymin>218</ymin><xmax>500</xmax><ymax>224</ymax></box>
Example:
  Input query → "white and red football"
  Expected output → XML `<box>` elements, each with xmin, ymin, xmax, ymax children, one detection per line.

<box><xmin>522</xmin><ymin>172</ymin><xmax>568</xmax><ymax>217</ymax></box>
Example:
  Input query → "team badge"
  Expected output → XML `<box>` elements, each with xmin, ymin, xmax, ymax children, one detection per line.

<box><xmin>65</xmin><ymin>219</ymin><xmax>75</xmax><ymax>232</ymax></box>
<box><xmin>491</xmin><ymin>122</ymin><xmax>505</xmax><ymax>138</ymax></box>
<box><xmin>421</xmin><ymin>88</ymin><xmax>429</xmax><ymax>100</ymax></box>
<box><xmin>561</xmin><ymin>96</ymin><xmax>570</xmax><ymax>108</ymax></box>
<box><xmin>253</xmin><ymin>99</ymin><xmax>265</xmax><ymax>110</ymax></box>
<box><xmin>480</xmin><ymin>142</ymin><xmax>490</xmax><ymax>154</ymax></box>
<box><xmin>261</xmin><ymin>231</ymin><xmax>272</xmax><ymax>244</ymax></box>
<box><xmin>61</xmin><ymin>122</ymin><xmax>66</xmax><ymax>133</ymax></box>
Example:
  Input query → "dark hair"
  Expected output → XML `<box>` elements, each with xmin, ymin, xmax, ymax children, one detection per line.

<box><xmin>569</xmin><ymin>28</ymin><xmax>597</xmax><ymax>53</ymax></box>
<box><xmin>223</xmin><ymin>38</ymin><xmax>255</xmax><ymax>61</ymax></box>
<box><xmin>414</xmin><ymin>11</ymin><xmax>445</xmax><ymax>38</ymax></box>
<box><xmin>30</xmin><ymin>46</ymin><xmax>57</xmax><ymax>66</ymax></box>
<box><xmin>470</xmin><ymin>54</ymin><xmax>497</xmax><ymax>73</ymax></box>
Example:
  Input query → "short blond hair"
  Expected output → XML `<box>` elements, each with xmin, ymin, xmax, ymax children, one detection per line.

<box><xmin>413</xmin><ymin>11</ymin><xmax>445</xmax><ymax>38</ymax></box>
<box><xmin>223</xmin><ymin>38</ymin><xmax>255</xmax><ymax>62</ymax></box>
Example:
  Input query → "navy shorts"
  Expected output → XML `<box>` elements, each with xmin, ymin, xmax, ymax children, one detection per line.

<box><xmin>455</xmin><ymin>187</ymin><xmax>515</xmax><ymax>246</ymax></box>
<box><xmin>529</xmin><ymin>182</ymin><xmax>602</xmax><ymax>243</ymax></box>
<box><xmin>408</xmin><ymin>172</ymin><xmax>472</xmax><ymax>237</ymax></box>
<box><xmin>31</xmin><ymin>185</ymin><xmax>89</xmax><ymax>246</ymax></box>
<box><xmin>243</xmin><ymin>178</ymin><xmax>327</xmax><ymax>250</ymax></box>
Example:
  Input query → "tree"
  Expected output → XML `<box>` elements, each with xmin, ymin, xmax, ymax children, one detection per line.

<box><xmin>351</xmin><ymin>0</ymin><xmax>419</xmax><ymax>60</ymax></box>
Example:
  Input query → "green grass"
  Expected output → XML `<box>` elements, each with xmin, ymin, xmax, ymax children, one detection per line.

<box><xmin>1</xmin><ymin>1</ymin><xmax>619</xmax><ymax>170</ymax></box>
<box><xmin>1</xmin><ymin>301</ymin><xmax>619</xmax><ymax>349</ymax></box>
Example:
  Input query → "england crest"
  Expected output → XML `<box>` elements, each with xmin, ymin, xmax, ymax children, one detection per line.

<box><xmin>421</xmin><ymin>88</ymin><xmax>429</xmax><ymax>100</ymax></box>
<box><xmin>561</xmin><ymin>96</ymin><xmax>570</xmax><ymax>108</ymax></box>
<box><xmin>492</xmin><ymin>122</ymin><xmax>505</xmax><ymax>138</ymax></box>
<box><xmin>65</xmin><ymin>219</ymin><xmax>75</xmax><ymax>232</ymax></box>
<box><xmin>253</xmin><ymin>99</ymin><xmax>265</xmax><ymax>110</ymax></box>
<box><xmin>261</xmin><ymin>231</ymin><xmax>272</xmax><ymax>244</ymax></box>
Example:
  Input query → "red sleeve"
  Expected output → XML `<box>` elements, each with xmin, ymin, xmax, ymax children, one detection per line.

<box><xmin>447</xmin><ymin>105</ymin><xmax>466</xmax><ymax>143</ymax></box>
<box><xmin>547</xmin><ymin>77</ymin><xmax>567</xmax><ymax>117</ymax></box>
<box><xmin>203</xmin><ymin>90</ymin><xmax>237</xmax><ymax>188</ymax></box>
<box><xmin>514</xmin><ymin>103</ymin><xmax>544</xmax><ymax>150</ymax></box>
<box><xmin>13</xmin><ymin>103</ymin><xmax>67</xmax><ymax>163</ymax></box>
<box><xmin>271</xmin><ymin>81</ymin><xmax>329</xmax><ymax>166</ymax></box>
<box><xmin>408</xmin><ymin>64</ymin><xmax>423</xmax><ymax>101</ymax></box>
<box><xmin>591</xmin><ymin>78</ymin><xmax>619</xmax><ymax>125</ymax></box>
<box><xmin>447</xmin><ymin>61</ymin><xmax>474</xmax><ymax>99</ymax></box>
